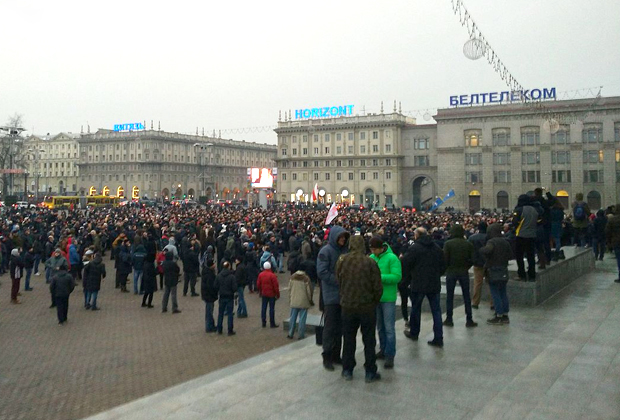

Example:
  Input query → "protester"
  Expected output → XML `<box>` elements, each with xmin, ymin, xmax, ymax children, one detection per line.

<box><xmin>141</xmin><ymin>260</ymin><xmax>157</xmax><ymax>308</ymax></box>
<box><xmin>480</xmin><ymin>224</ymin><xmax>513</xmax><ymax>325</ymax></box>
<box><xmin>287</xmin><ymin>270</ymin><xmax>313</xmax><ymax>340</ymax></box>
<box><xmin>201</xmin><ymin>257</ymin><xmax>218</xmax><ymax>332</ymax></box>
<box><xmin>605</xmin><ymin>204</ymin><xmax>620</xmax><ymax>283</ymax></box>
<box><xmin>572</xmin><ymin>193</ymin><xmax>591</xmax><ymax>247</ymax></box>
<box><xmin>257</xmin><ymin>261</ymin><xmax>280</xmax><ymax>328</ymax></box>
<box><xmin>215</xmin><ymin>261</ymin><xmax>237</xmax><ymax>335</ymax></box>
<box><xmin>84</xmin><ymin>252</ymin><xmax>106</xmax><ymax>310</ymax></box>
<box><xmin>50</xmin><ymin>265</ymin><xmax>75</xmax><ymax>324</ymax></box>
<box><xmin>10</xmin><ymin>248</ymin><xmax>24</xmax><ymax>304</ymax></box>
<box><xmin>513</xmin><ymin>195</ymin><xmax>543</xmax><ymax>281</ymax></box>
<box><xmin>468</xmin><ymin>221</ymin><xmax>488</xmax><ymax>309</ymax></box>
<box><xmin>443</xmin><ymin>224</ymin><xmax>477</xmax><ymax>328</ymax></box>
<box><xmin>234</xmin><ymin>255</ymin><xmax>248</xmax><ymax>318</ymax></box>
<box><xmin>161</xmin><ymin>252</ymin><xmax>181</xmax><ymax>314</ymax></box>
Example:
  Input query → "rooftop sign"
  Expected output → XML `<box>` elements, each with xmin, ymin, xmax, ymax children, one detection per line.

<box><xmin>295</xmin><ymin>105</ymin><xmax>354</xmax><ymax>120</ymax></box>
<box><xmin>450</xmin><ymin>88</ymin><xmax>556</xmax><ymax>106</ymax></box>
<box><xmin>114</xmin><ymin>123</ymin><xmax>145</xmax><ymax>132</ymax></box>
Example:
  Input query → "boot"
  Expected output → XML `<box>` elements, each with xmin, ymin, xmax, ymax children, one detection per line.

<box><xmin>559</xmin><ymin>250</ymin><xmax>566</xmax><ymax>260</ymax></box>
<box><xmin>551</xmin><ymin>251</ymin><xmax>559</xmax><ymax>262</ymax></box>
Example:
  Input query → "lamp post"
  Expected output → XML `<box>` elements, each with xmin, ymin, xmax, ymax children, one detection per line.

<box><xmin>0</xmin><ymin>125</ymin><xmax>26</xmax><ymax>196</ymax></box>
<box><xmin>193</xmin><ymin>142</ymin><xmax>214</xmax><ymax>200</ymax></box>
<box><xmin>27</xmin><ymin>146</ymin><xmax>45</xmax><ymax>202</ymax></box>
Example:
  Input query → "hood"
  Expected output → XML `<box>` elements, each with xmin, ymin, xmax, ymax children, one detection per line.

<box><xmin>348</xmin><ymin>235</ymin><xmax>366</xmax><ymax>253</ymax></box>
<box><xmin>291</xmin><ymin>271</ymin><xmax>309</xmax><ymax>282</ymax></box>
<box><xmin>449</xmin><ymin>224</ymin><xmax>465</xmax><ymax>238</ymax></box>
<box><xmin>92</xmin><ymin>255</ymin><xmax>103</xmax><ymax>265</ymax></box>
<box><xmin>135</xmin><ymin>244</ymin><xmax>146</xmax><ymax>253</ymax></box>
<box><xmin>517</xmin><ymin>194</ymin><xmax>531</xmax><ymax>207</ymax></box>
<box><xmin>168</xmin><ymin>238</ymin><xmax>175</xmax><ymax>245</ymax></box>
<box><xmin>416</xmin><ymin>234</ymin><xmax>434</xmax><ymax>247</ymax></box>
<box><xmin>219</xmin><ymin>267</ymin><xmax>232</xmax><ymax>277</ymax></box>
<box><xmin>486</xmin><ymin>223</ymin><xmax>503</xmax><ymax>239</ymax></box>
<box><xmin>328</xmin><ymin>226</ymin><xmax>350</xmax><ymax>249</ymax></box>
<box><xmin>11</xmin><ymin>248</ymin><xmax>20</xmax><ymax>257</ymax></box>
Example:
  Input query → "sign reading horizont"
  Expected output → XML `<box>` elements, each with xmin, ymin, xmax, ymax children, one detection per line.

<box><xmin>113</xmin><ymin>122</ymin><xmax>145</xmax><ymax>132</ymax></box>
<box><xmin>295</xmin><ymin>105</ymin><xmax>354</xmax><ymax>120</ymax></box>
<box><xmin>450</xmin><ymin>88</ymin><xmax>556</xmax><ymax>106</ymax></box>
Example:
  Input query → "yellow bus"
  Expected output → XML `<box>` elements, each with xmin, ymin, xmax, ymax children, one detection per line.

<box><xmin>41</xmin><ymin>195</ymin><xmax>121</xmax><ymax>209</ymax></box>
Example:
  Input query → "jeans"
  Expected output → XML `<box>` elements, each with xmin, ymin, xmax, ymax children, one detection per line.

<box><xmin>376</xmin><ymin>302</ymin><xmax>396</xmax><ymax>358</ymax></box>
<box><xmin>133</xmin><ymin>269</ymin><xmax>143</xmax><ymax>294</ymax></box>
<box><xmin>592</xmin><ymin>238</ymin><xmax>605</xmax><ymax>259</ymax></box>
<box><xmin>515</xmin><ymin>237</ymin><xmax>536</xmax><ymax>279</ymax></box>
<box><xmin>409</xmin><ymin>292</ymin><xmax>443</xmax><ymax>341</ymax></box>
<box><xmin>552</xmin><ymin>232</ymin><xmax>562</xmax><ymax>253</ymax></box>
<box><xmin>574</xmin><ymin>227</ymin><xmax>587</xmax><ymax>247</ymax></box>
<box><xmin>261</xmin><ymin>296</ymin><xmax>277</xmax><ymax>326</ymax></box>
<box><xmin>162</xmin><ymin>285</ymin><xmax>178</xmax><ymax>311</ymax></box>
<box><xmin>205</xmin><ymin>301</ymin><xmax>216</xmax><ymax>331</ymax></box>
<box><xmin>614</xmin><ymin>246</ymin><xmax>620</xmax><ymax>278</ymax></box>
<box><xmin>445</xmin><ymin>274</ymin><xmax>473</xmax><ymax>320</ymax></box>
<box><xmin>489</xmin><ymin>282</ymin><xmax>509</xmax><ymax>316</ymax></box>
<box><xmin>322</xmin><ymin>304</ymin><xmax>342</xmax><ymax>362</ymax></box>
<box><xmin>34</xmin><ymin>255</ymin><xmax>41</xmax><ymax>274</ymax></box>
<box><xmin>24</xmin><ymin>268</ymin><xmax>33</xmax><ymax>290</ymax></box>
<box><xmin>288</xmin><ymin>307</ymin><xmax>308</xmax><ymax>338</ymax></box>
<box><xmin>87</xmin><ymin>290</ymin><xmax>99</xmax><ymax>308</ymax></box>
<box><xmin>277</xmin><ymin>255</ymin><xmax>284</xmax><ymax>272</ymax></box>
<box><xmin>217</xmin><ymin>297</ymin><xmax>234</xmax><ymax>333</ymax></box>
<box><xmin>342</xmin><ymin>308</ymin><xmax>377</xmax><ymax>374</ymax></box>
<box><xmin>183</xmin><ymin>271</ymin><xmax>197</xmax><ymax>295</ymax></box>
<box><xmin>237</xmin><ymin>286</ymin><xmax>247</xmax><ymax>316</ymax></box>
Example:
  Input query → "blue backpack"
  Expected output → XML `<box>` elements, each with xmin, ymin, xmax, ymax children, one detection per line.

<box><xmin>573</xmin><ymin>203</ymin><xmax>586</xmax><ymax>221</ymax></box>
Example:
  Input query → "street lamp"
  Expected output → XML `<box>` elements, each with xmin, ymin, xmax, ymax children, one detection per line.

<box><xmin>27</xmin><ymin>147</ymin><xmax>45</xmax><ymax>201</ymax></box>
<box><xmin>0</xmin><ymin>125</ymin><xmax>26</xmax><ymax>196</ymax></box>
<box><xmin>193</xmin><ymin>142</ymin><xmax>214</xmax><ymax>200</ymax></box>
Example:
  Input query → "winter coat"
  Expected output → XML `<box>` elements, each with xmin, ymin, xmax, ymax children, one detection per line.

<box><xmin>142</xmin><ymin>261</ymin><xmax>157</xmax><ymax>294</ymax></box>
<box><xmin>443</xmin><ymin>224</ymin><xmax>474</xmax><ymax>276</ymax></box>
<box><xmin>317</xmin><ymin>226</ymin><xmax>350</xmax><ymax>306</ymax></box>
<box><xmin>131</xmin><ymin>244</ymin><xmax>147</xmax><ymax>270</ymax></box>
<box><xmin>369</xmin><ymin>243</ymin><xmax>402</xmax><ymax>303</ymax></box>
<box><xmin>162</xmin><ymin>253</ymin><xmax>180</xmax><ymax>288</ymax></box>
<box><xmin>259</xmin><ymin>251</ymin><xmax>277</xmax><ymax>271</ymax></box>
<box><xmin>244</xmin><ymin>250</ymin><xmax>259</xmax><ymax>283</ymax></box>
<box><xmin>401</xmin><ymin>234</ymin><xmax>446</xmax><ymax>295</ymax></box>
<box><xmin>605</xmin><ymin>211</ymin><xmax>620</xmax><ymax>248</ymax></box>
<box><xmin>45</xmin><ymin>255</ymin><xmax>69</xmax><ymax>272</ymax></box>
<box><xmin>162</xmin><ymin>238</ymin><xmax>179</xmax><ymax>261</ymax></box>
<box><xmin>336</xmin><ymin>235</ymin><xmax>382</xmax><ymax>312</ymax></box>
<box><xmin>513</xmin><ymin>195</ymin><xmax>543</xmax><ymax>239</ymax></box>
<box><xmin>257</xmin><ymin>270</ymin><xmax>280</xmax><ymax>299</ymax></box>
<box><xmin>299</xmin><ymin>258</ymin><xmax>318</xmax><ymax>284</ymax></box>
<box><xmin>50</xmin><ymin>271</ymin><xmax>75</xmax><ymax>297</ymax></box>
<box><xmin>593</xmin><ymin>212</ymin><xmax>607</xmax><ymax>240</ymax></box>
<box><xmin>10</xmin><ymin>254</ymin><xmax>24</xmax><ymax>280</ymax></box>
<box><xmin>183</xmin><ymin>247</ymin><xmax>200</xmax><ymax>274</ymax></box>
<box><xmin>571</xmin><ymin>200</ymin><xmax>591</xmax><ymax>229</ymax></box>
<box><xmin>301</xmin><ymin>240</ymin><xmax>313</xmax><ymax>261</ymax></box>
<box><xmin>84</xmin><ymin>255</ymin><xmax>106</xmax><ymax>291</ymax></box>
<box><xmin>24</xmin><ymin>251</ymin><xmax>35</xmax><ymax>270</ymax></box>
<box><xmin>214</xmin><ymin>268</ymin><xmax>237</xmax><ymax>299</ymax></box>
<box><xmin>117</xmin><ymin>245</ymin><xmax>132</xmax><ymax>275</ymax></box>
<box><xmin>468</xmin><ymin>232</ymin><xmax>487</xmax><ymax>268</ymax></box>
<box><xmin>480</xmin><ymin>224</ymin><xmax>513</xmax><ymax>283</ymax></box>
<box><xmin>288</xmin><ymin>271</ymin><xmax>313</xmax><ymax>309</ymax></box>
<box><xmin>235</xmin><ymin>262</ymin><xmax>247</xmax><ymax>288</ymax></box>
<box><xmin>201</xmin><ymin>266</ymin><xmax>218</xmax><ymax>303</ymax></box>
<box><xmin>69</xmin><ymin>244</ymin><xmax>81</xmax><ymax>267</ymax></box>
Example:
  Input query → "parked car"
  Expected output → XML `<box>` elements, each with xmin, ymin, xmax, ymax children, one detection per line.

<box><xmin>15</xmin><ymin>201</ymin><xmax>36</xmax><ymax>209</ymax></box>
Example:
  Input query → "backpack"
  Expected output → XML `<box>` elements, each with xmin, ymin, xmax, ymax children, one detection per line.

<box><xmin>573</xmin><ymin>203</ymin><xmax>586</xmax><ymax>221</ymax></box>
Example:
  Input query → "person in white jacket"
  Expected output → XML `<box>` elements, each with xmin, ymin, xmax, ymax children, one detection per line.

<box><xmin>287</xmin><ymin>270</ymin><xmax>313</xmax><ymax>339</ymax></box>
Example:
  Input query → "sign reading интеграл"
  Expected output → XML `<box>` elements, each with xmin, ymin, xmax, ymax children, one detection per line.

<box><xmin>295</xmin><ymin>105</ymin><xmax>354</xmax><ymax>120</ymax></box>
<box><xmin>450</xmin><ymin>88</ymin><xmax>556</xmax><ymax>107</ymax></box>
<box><xmin>113</xmin><ymin>123</ymin><xmax>145</xmax><ymax>132</ymax></box>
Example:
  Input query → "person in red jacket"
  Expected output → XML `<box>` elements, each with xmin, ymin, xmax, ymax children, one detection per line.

<box><xmin>257</xmin><ymin>261</ymin><xmax>280</xmax><ymax>328</ymax></box>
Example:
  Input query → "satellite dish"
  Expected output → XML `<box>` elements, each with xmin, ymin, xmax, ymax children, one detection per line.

<box><xmin>463</xmin><ymin>38</ymin><xmax>486</xmax><ymax>60</ymax></box>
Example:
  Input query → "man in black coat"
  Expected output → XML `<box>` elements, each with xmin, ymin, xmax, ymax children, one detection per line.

<box><xmin>50</xmin><ymin>266</ymin><xmax>75</xmax><ymax>324</ymax></box>
<box><xmin>116</xmin><ymin>240</ymin><xmax>132</xmax><ymax>293</ymax></box>
<box><xmin>84</xmin><ymin>253</ymin><xmax>106</xmax><ymax>310</ymax></box>
<box><xmin>201</xmin><ymin>258</ymin><xmax>218</xmax><ymax>332</ymax></box>
<box><xmin>214</xmin><ymin>261</ymin><xmax>237</xmax><ymax>335</ymax></box>
<box><xmin>401</xmin><ymin>228</ymin><xmax>446</xmax><ymax>347</ymax></box>
<box><xmin>162</xmin><ymin>252</ymin><xmax>181</xmax><ymax>314</ymax></box>
<box><xmin>234</xmin><ymin>256</ymin><xmax>248</xmax><ymax>318</ymax></box>
<box><xmin>183</xmin><ymin>242</ymin><xmax>200</xmax><ymax>297</ymax></box>
<box><xmin>141</xmin><ymin>261</ymin><xmax>157</xmax><ymax>308</ymax></box>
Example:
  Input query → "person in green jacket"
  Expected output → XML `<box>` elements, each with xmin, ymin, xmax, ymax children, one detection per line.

<box><xmin>443</xmin><ymin>224</ymin><xmax>477</xmax><ymax>328</ymax></box>
<box><xmin>369</xmin><ymin>236</ymin><xmax>402</xmax><ymax>369</ymax></box>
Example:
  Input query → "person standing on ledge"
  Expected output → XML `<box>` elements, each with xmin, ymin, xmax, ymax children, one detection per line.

<box><xmin>368</xmin><ymin>236</ymin><xmax>401</xmax><ymax>370</ymax></box>
<box><xmin>336</xmin><ymin>235</ymin><xmax>383</xmax><ymax>383</ymax></box>
<box><xmin>605</xmin><ymin>204</ymin><xmax>620</xmax><ymax>284</ymax></box>
<box><xmin>513</xmin><ymin>194</ymin><xmax>542</xmax><ymax>281</ymax></box>
<box><xmin>468</xmin><ymin>221</ymin><xmax>488</xmax><ymax>310</ymax></box>
<box><xmin>480</xmin><ymin>223</ymin><xmax>513</xmax><ymax>325</ymax></box>
<box><xmin>443</xmin><ymin>224</ymin><xmax>477</xmax><ymax>328</ymax></box>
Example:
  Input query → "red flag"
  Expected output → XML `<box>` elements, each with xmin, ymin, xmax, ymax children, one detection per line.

<box><xmin>312</xmin><ymin>183</ymin><xmax>318</xmax><ymax>202</ymax></box>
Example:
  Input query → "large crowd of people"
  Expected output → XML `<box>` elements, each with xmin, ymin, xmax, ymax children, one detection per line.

<box><xmin>2</xmin><ymin>189</ymin><xmax>619</xmax><ymax>381</ymax></box>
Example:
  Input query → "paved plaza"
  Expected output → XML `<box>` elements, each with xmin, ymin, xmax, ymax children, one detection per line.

<box><xmin>83</xmin><ymin>255</ymin><xmax>620</xmax><ymax>420</ymax></box>
<box><xmin>0</xmin><ymin>258</ymin><xmax>306</xmax><ymax>420</ymax></box>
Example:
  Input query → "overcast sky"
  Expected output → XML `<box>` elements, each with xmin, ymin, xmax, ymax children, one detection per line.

<box><xmin>2</xmin><ymin>0</ymin><xmax>619</xmax><ymax>144</ymax></box>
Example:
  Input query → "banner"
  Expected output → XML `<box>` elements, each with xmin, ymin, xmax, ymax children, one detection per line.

<box><xmin>325</xmin><ymin>203</ymin><xmax>339</xmax><ymax>225</ymax></box>
<box><xmin>429</xmin><ymin>189</ymin><xmax>455</xmax><ymax>212</ymax></box>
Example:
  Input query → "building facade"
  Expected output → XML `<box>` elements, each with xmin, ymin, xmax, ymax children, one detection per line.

<box><xmin>276</xmin><ymin>96</ymin><xmax>620</xmax><ymax>211</ymax></box>
<box><xmin>77</xmin><ymin>129</ymin><xmax>276</xmax><ymax>200</ymax></box>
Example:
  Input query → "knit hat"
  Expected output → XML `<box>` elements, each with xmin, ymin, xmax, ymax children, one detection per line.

<box><xmin>54</xmin><ymin>248</ymin><xmax>62</xmax><ymax>253</ymax></box>
<box><xmin>11</xmin><ymin>248</ymin><xmax>19</xmax><ymax>257</ymax></box>
<box><xmin>85</xmin><ymin>250</ymin><xmax>94</xmax><ymax>256</ymax></box>
<box><xmin>369</xmin><ymin>236</ymin><xmax>384</xmax><ymax>249</ymax></box>
<box><xmin>263</xmin><ymin>261</ymin><xmax>271</xmax><ymax>270</ymax></box>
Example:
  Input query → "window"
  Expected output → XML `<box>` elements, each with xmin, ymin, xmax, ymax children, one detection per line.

<box><xmin>314</xmin><ymin>135</ymin><xmax>319</xmax><ymax>142</ymax></box>
<box><xmin>348</xmin><ymin>172</ymin><xmax>354</xmax><ymax>180</ymax></box>
<box><xmin>385</xmin><ymin>144</ymin><xmax>392</xmax><ymax>153</ymax></box>
<box><xmin>372</xmin><ymin>131</ymin><xmax>379</xmax><ymax>139</ymax></box>
<box><xmin>493</xmin><ymin>171</ymin><xmax>511</xmax><ymax>183</ymax></box>
<box><xmin>372</xmin><ymin>159</ymin><xmax>378</xmax><ymax>166</ymax></box>
<box><xmin>292</xmin><ymin>136</ymin><xmax>297</xmax><ymax>143</ymax></box>
<box><xmin>372</xmin><ymin>145</ymin><xmax>379</xmax><ymax>153</ymax></box>
<box><xmin>386</xmin><ymin>158</ymin><xmax>392</xmax><ymax>166</ymax></box>
<box><xmin>336</xmin><ymin>147</ymin><xmax>342</xmax><ymax>154</ymax></box>
<box><xmin>282</xmin><ymin>173</ymin><xmax>287</xmax><ymax>181</ymax></box>
<box><xmin>551</xmin><ymin>126</ymin><xmax>570</xmax><ymax>144</ymax></box>
<box><xmin>314</xmin><ymin>160</ymin><xmax>319</xmax><ymax>167</ymax></box>
<box><xmin>492</xmin><ymin>128</ymin><xmax>511</xmax><ymax>146</ymax></box>
<box><xmin>336</xmin><ymin>133</ymin><xmax>341</xmax><ymax>141</ymax></box>
<box><xmin>281</xmin><ymin>149</ymin><xmax>287</xmax><ymax>156</ymax></box>
<box><xmin>493</xmin><ymin>153</ymin><xmax>510</xmax><ymax>165</ymax></box>
<box><xmin>325</xmin><ymin>161</ymin><xmax>330</xmax><ymax>167</ymax></box>
<box><xmin>552</xmin><ymin>151</ymin><xmax>570</xmax><ymax>164</ymax></box>
<box><xmin>348</xmin><ymin>146</ymin><xmax>353</xmax><ymax>154</ymax></box>
<box><xmin>303</xmin><ymin>148</ymin><xmax>308</xmax><ymax>155</ymax></box>
<box><xmin>360</xmin><ymin>172</ymin><xmax>366</xmax><ymax>180</ymax></box>
<box><xmin>583</xmin><ymin>170</ymin><xmax>604</xmax><ymax>183</ymax></box>
<box><xmin>325</xmin><ymin>147</ymin><xmax>330</xmax><ymax>154</ymax></box>
<box><xmin>522</xmin><ymin>170</ymin><xmax>541</xmax><ymax>183</ymax></box>
<box><xmin>325</xmin><ymin>173</ymin><xmax>330</xmax><ymax>181</ymax></box>
<box><xmin>360</xmin><ymin>145</ymin><xmax>366</xmax><ymax>154</ymax></box>
<box><xmin>616</xmin><ymin>150</ymin><xmax>620</xmax><ymax>163</ymax></box>
<box><xmin>373</xmin><ymin>172</ymin><xmax>379</xmax><ymax>180</ymax></box>
<box><xmin>314</xmin><ymin>147</ymin><xmax>319</xmax><ymax>155</ymax></box>
<box><xmin>292</xmin><ymin>148</ymin><xmax>297</xmax><ymax>156</ymax></box>
<box><xmin>360</xmin><ymin>159</ymin><xmax>366</xmax><ymax>167</ymax></box>
<box><xmin>303</xmin><ymin>161</ymin><xmax>309</xmax><ymax>167</ymax></box>
<box><xmin>324</xmin><ymin>134</ymin><xmax>330</xmax><ymax>141</ymax></box>
<box><xmin>314</xmin><ymin>173</ymin><xmax>319</xmax><ymax>181</ymax></box>
<box><xmin>615</xmin><ymin>123</ymin><xmax>620</xmax><ymax>142</ymax></box>
<box><xmin>348</xmin><ymin>160</ymin><xmax>353</xmax><ymax>166</ymax></box>
<box><xmin>292</xmin><ymin>173</ymin><xmax>297</xmax><ymax>180</ymax></box>
<box><xmin>303</xmin><ymin>135</ymin><xmax>307</xmax><ymax>142</ymax></box>
<box><xmin>521</xmin><ymin>152</ymin><xmax>540</xmax><ymax>165</ymax></box>
<box><xmin>360</xmin><ymin>132</ymin><xmax>366</xmax><ymax>140</ymax></box>
<box><xmin>465</xmin><ymin>153</ymin><xmax>482</xmax><ymax>165</ymax></box>
<box><xmin>552</xmin><ymin>170</ymin><xmax>571</xmax><ymax>183</ymax></box>
<box><xmin>337</xmin><ymin>160</ymin><xmax>342</xmax><ymax>167</ymax></box>
<box><xmin>466</xmin><ymin>172</ymin><xmax>481</xmax><ymax>183</ymax></box>
<box><xmin>521</xmin><ymin>127</ymin><xmax>540</xmax><ymax>146</ymax></box>
<box><xmin>414</xmin><ymin>138</ymin><xmax>429</xmax><ymax>149</ymax></box>
<box><xmin>414</xmin><ymin>156</ymin><xmax>429</xmax><ymax>166</ymax></box>
<box><xmin>385</xmin><ymin>171</ymin><xmax>392</xmax><ymax>180</ymax></box>
<box><xmin>465</xmin><ymin>130</ymin><xmax>482</xmax><ymax>147</ymax></box>
<box><xmin>583</xmin><ymin>150</ymin><xmax>603</xmax><ymax>163</ymax></box>
<box><xmin>348</xmin><ymin>133</ymin><xmax>354</xmax><ymax>141</ymax></box>
<box><xmin>336</xmin><ymin>173</ymin><xmax>342</xmax><ymax>181</ymax></box>
<box><xmin>582</xmin><ymin>124</ymin><xmax>603</xmax><ymax>143</ymax></box>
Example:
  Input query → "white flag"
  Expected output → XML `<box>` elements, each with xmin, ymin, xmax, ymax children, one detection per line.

<box><xmin>325</xmin><ymin>203</ymin><xmax>339</xmax><ymax>225</ymax></box>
